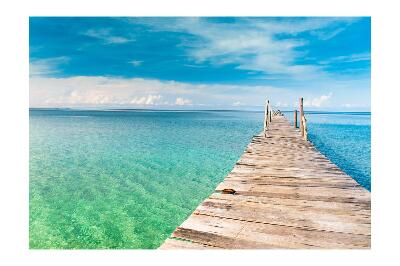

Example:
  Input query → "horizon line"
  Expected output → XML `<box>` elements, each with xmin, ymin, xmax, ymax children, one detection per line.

<box><xmin>29</xmin><ymin>107</ymin><xmax>371</xmax><ymax>113</ymax></box>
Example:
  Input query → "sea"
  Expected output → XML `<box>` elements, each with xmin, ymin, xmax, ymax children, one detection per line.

<box><xmin>29</xmin><ymin>109</ymin><xmax>371</xmax><ymax>249</ymax></box>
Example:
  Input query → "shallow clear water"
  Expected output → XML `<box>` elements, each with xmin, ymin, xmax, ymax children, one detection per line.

<box><xmin>30</xmin><ymin>109</ymin><xmax>371</xmax><ymax>249</ymax></box>
<box><xmin>286</xmin><ymin>111</ymin><xmax>371</xmax><ymax>190</ymax></box>
<box><xmin>29</xmin><ymin>110</ymin><xmax>263</xmax><ymax>248</ymax></box>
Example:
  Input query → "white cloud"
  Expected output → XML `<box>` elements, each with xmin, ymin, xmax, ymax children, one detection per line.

<box><xmin>311</xmin><ymin>27</ymin><xmax>345</xmax><ymax>41</ymax></box>
<box><xmin>83</xmin><ymin>28</ymin><xmax>134</xmax><ymax>44</ymax></box>
<box><xmin>130</xmin><ymin>94</ymin><xmax>162</xmax><ymax>105</ymax></box>
<box><xmin>29</xmin><ymin>76</ymin><xmax>285</xmax><ymax>108</ymax></box>
<box><xmin>319</xmin><ymin>53</ymin><xmax>371</xmax><ymax>65</ymax></box>
<box><xmin>29</xmin><ymin>75</ymin><xmax>371</xmax><ymax>110</ymax></box>
<box><xmin>233</xmin><ymin>101</ymin><xmax>245</xmax><ymax>107</ymax></box>
<box><xmin>175</xmin><ymin>97</ymin><xmax>192</xmax><ymax>106</ymax></box>
<box><xmin>304</xmin><ymin>92</ymin><xmax>333</xmax><ymax>107</ymax></box>
<box><xmin>129</xmin><ymin>60</ymin><xmax>142</xmax><ymax>67</ymax></box>
<box><xmin>135</xmin><ymin>17</ymin><xmax>357</xmax><ymax>79</ymax></box>
<box><xmin>29</xmin><ymin>57</ymin><xmax>69</xmax><ymax>77</ymax></box>
<box><xmin>275</xmin><ymin>102</ymin><xmax>288</xmax><ymax>108</ymax></box>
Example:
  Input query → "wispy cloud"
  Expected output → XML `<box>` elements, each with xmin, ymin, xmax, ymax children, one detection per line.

<box><xmin>134</xmin><ymin>17</ymin><xmax>357</xmax><ymax>79</ymax></box>
<box><xmin>129</xmin><ymin>60</ymin><xmax>142</xmax><ymax>67</ymax></box>
<box><xmin>275</xmin><ymin>101</ymin><xmax>289</xmax><ymax>108</ymax></box>
<box><xmin>233</xmin><ymin>101</ymin><xmax>245</xmax><ymax>107</ymax></box>
<box><xmin>310</xmin><ymin>27</ymin><xmax>345</xmax><ymax>40</ymax></box>
<box><xmin>320</xmin><ymin>53</ymin><xmax>371</xmax><ymax>65</ymax></box>
<box><xmin>29</xmin><ymin>56</ymin><xmax>69</xmax><ymax>77</ymax></box>
<box><xmin>83</xmin><ymin>28</ymin><xmax>134</xmax><ymax>44</ymax></box>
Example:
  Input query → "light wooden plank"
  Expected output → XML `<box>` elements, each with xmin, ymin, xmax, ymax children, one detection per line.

<box><xmin>160</xmin><ymin>115</ymin><xmax>371</xmax><ymax>249</ymax></box>
<box><xmin>159</xmin><ymin>238</ymin><xmax>219</xmax><ymax>249</ymax></box>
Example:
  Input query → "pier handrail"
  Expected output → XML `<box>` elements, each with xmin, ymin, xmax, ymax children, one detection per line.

<box><xmin>265</xmin><ymin>98</ymin><xmax>307</xmax><ymax>141</ymax></box>
<box><xmin>161</xmin><ymin>97</ymin><xmax>370</xmax><ymax>249</ymax></box>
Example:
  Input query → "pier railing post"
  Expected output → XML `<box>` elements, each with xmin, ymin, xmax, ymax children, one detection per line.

<box><xmin>299</xmin><ymin>98</ymin><xmax>303</xmax><ymax>134</ymax></box>
<box><xmin>294</xmin><ymin>109</ymin><xmax>298</xmax><ymax>128</ymax></box>
<box><xmin>299</xmin><ymin>98</ymin><xmax>304</xmax><ymax>136</ymax></box>
<box><xmin>264</xmin><ymin>100</ymin><xmax>277</xmax><ymax>137</ymax></box>
<box><xmin>299</xmin><ymin>97</ymin><xmax>307</xmax><ymax>141</ymax></box>
<box><xmin>269</xmin><ymin>103</ymin><xmax>272</xmax><ymax>123</ymax></box>
<box><xmin>302</xmin><ymin>115</ymin><xmax>308</xmax><ymax>140</ymax></box>
<box><xmin>267</xmin><ymin>100</ymin><xmax>270</xmax><ymax>127</ymax></box>
<box><xmin>263</xmin><ymin>99</ymin><xmax>269</xmax><ymax>137</ymax></box>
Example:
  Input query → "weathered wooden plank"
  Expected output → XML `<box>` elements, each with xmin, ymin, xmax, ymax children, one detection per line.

<box><xmin>225</xmin><ymin>190</ymin><xmax>370</xmax><ymax>205</ymax></box>
<box><xmin>172</xmin><ymin>227</ymin><xmax>277</xmax><ymax>249</ymax></box>
<box><xmin>224</xmin><ymin>176</ymin><xmax>360</xmax><ymax>188</ymax></box>
<box><xmin>159</xmin><ymin>238</ymin><xmax>219</xmax><ymax>249</ymax></box>
<box><xmin>173</xmin><ymin>214</ymin><xmax>370</xmax><ymax>249</ymax></box>
<box><xmin>208</xmin><ymin>193</ymin><xmax>370</xmax><ymax>212</ymax></box>
<box><xmin>215</xmin><ymin>182</ymin><xmax>370</xmax><ymax>199</ymax></box>
<box><xmin>194</xmin><ymin>198</ymin><xmax>371</xmax><ymax>235</ymax></box>
<box><xmin>160</xmin><ymin>115</ymin><xmax>371</xmax><ymax>249</ymax></box>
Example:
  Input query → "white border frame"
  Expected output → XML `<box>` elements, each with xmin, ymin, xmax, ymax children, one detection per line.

<box><xmin>1</xmin><ymin>0</ymin><xmax>399</xmax><ymax>265</ymax></box>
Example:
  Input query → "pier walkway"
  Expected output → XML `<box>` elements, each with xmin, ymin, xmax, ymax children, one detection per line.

<box><xmin>160</xmin><ymin>109</ymin><xmax>371</xmax><ymax>249</ymax></box>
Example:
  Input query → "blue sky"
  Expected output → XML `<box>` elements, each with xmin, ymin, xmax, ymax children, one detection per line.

<box><xmin>29</xmin><ymin>17</ymin><xmax>370</xmax><ymax>110</ymax></box>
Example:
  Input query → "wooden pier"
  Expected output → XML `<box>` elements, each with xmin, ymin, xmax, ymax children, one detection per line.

<box><xmin>160</xmin><ymin>100</ymin><xmax>371</xmax><ymax>249</ymax></box>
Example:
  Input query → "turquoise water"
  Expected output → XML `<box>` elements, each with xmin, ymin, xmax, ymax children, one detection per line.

<box><xmin>286</xmin><ymin>111</ymin><xmax>371</xmax><ymax>190</ymax></box>
<box><xmin>29</xmin><ymin>109</ymin><xmax>371</xmax><ymax>249</ymax></box>
<box><xmin>29</xmin><ymin>109</ymin><xmax>263</xmax><ymax>248</ymax></box>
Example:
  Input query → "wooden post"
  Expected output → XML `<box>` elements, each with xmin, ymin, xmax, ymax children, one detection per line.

<box><xmin>269</xmin><ymin>104</ymin><xmax>272</xmax><ymax>123</ymax></box>
<box><xmin>302</xmin><ymin>115</ymin><xmax>308</xmax><ymax>141</ymax></box>
<box><xmin>263</xmin><ymin>99</ymin><xmax>269</xmax><ymax>137</ymax></box>
<box><xmin>294</xmin><ymin>109</ymin><xmax>298</xmax><ymax>128</ymax></box>
<box><xmin>299</xmin><ymin>97</ymin><xmax>304</xmax><ymax>136</ymax></box>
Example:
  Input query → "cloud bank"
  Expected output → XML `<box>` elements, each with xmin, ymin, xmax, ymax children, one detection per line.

<box><xmin>30</xmin><ymin>75</ymin><xmax>369</xmax><ymax>110</ymax></box>
<box><xmin>30</xmin><ymin>76</ymin><xmax>283</xmax><ymax>108</ymax></box>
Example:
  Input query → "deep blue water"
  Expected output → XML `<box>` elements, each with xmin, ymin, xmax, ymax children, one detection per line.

<box><xmin>29</xmin><ymin>109</ymin><xmax>371</xmax><ymax>248</ymax></box>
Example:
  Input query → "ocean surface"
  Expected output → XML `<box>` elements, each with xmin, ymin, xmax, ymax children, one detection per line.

<box><xmin>29</xmin><ymin>109</ymin><xmax>371</xmax><ymax>249</ymax></box>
